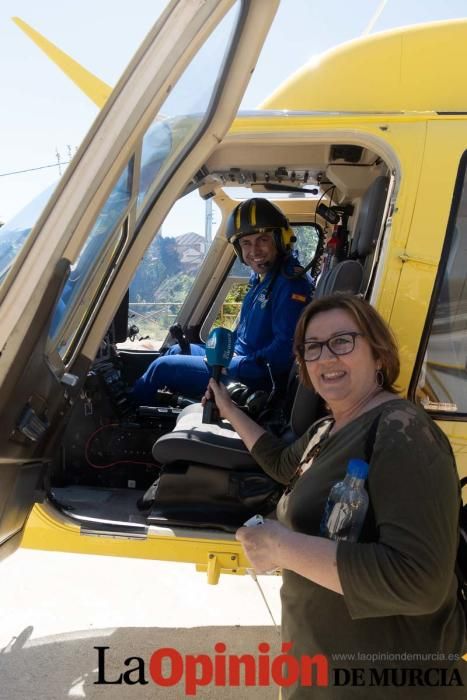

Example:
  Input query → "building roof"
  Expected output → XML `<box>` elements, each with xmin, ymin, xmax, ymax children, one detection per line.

<box><xmin>176</xmin><ymin>232</ymin><xmax>205</xmax><ymax>247</ymax></box>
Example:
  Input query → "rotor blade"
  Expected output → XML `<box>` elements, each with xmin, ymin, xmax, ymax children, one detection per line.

<box><xmin>12</xmin><ymin>17</ymin><xmax>112</xmax><ymax>108</ymax></box>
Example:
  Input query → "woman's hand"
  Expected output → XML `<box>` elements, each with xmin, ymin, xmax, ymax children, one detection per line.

<box><xmin>203</xmin><ymin>378</ymin><xmax>267</xmax><ymax>451</ymax></box>
<box><xmin>202</xmin><ymin>378</ymin><xmax>235</xmax><ymax>419</ymax></box>
<box><xmin>238</xmin><ymin>520</ymin><xmax>343</xmax><ymax>594</ymax></box>
<box><xmin>236</xmin><ymin>519</ymin><xmax>291</xmax><ymax>573</ymax></box>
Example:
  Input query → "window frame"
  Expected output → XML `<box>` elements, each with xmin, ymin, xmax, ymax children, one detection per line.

<box><xmin>409</xmin><ymin>149</ymin><xmax>467</xmax><ymax>421</ymax></box>
<box><xmin>134</xmin><ymin>0</ymin><xmax>247</xmax><ymax>237</ymax></box>
<box><xmin>47</xmin><ymin>0</ymin><xmax>249</xmax><ymax>368</ymax></box>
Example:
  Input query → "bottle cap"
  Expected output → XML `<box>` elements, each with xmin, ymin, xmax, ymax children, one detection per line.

<box><xmin>347</xmin><ymin>458</ymin><xmax>369</xmax><ymax>480</ymax></box>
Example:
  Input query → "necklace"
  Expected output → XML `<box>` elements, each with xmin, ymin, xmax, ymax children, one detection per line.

<box><xmin>284</xmin><ymin>418</ymin><xmax>333</xmax><ymax>494</ymax></box>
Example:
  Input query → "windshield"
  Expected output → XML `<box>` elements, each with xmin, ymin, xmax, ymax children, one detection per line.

<box><xmin>45</xmin><ymin>2</ymin><xmax>242</xmax><ymax>363</ymax></box>
<box><xmin>48</xmin><ymin>161</ymin><xmax>134</xmax><ymax>354</ymax></box>
<box><xmin>136</xmin><ymin>3</ymin><xmax>241</xmax><ymax>217</ymax></box>
<box><xmin>0</xmin><ymin>183</ymin><xmax>56</xmax><ymax>288</ymax></box>
<box><xmin>128</xmin><ymin>190</ymin><xmax>216</xmax><ymax>348</ymax></box>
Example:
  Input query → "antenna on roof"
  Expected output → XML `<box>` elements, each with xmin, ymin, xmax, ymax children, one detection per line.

<box><xmin>362</xmin><ymin>0</ymin><xmax>388</xmax><ymax>36</ymax></box>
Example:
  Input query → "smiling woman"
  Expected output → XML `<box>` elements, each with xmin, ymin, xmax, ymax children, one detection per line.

<box><xmin>293</xmin><ymin>295</ymin><xmax>400</xmax><ymax>419</ymax></box>
<box><xmin>206</xmin><ymin>294</ymin><xmax>466</xmax><ymax>699</ymax></box>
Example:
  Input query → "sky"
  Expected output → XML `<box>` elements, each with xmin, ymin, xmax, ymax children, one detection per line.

<box><xmin>1</xmin><ymin>0</ymin><xmax>467</xmax><ymax>231</ymax></box>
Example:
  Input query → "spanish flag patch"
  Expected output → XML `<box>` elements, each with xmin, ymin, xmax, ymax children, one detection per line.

<box><xmin>291</xmin><ymin>293</ymin><xmax>307</xmax><ymax>303</ymax></box>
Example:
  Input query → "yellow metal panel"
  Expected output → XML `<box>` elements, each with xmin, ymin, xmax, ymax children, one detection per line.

<box><xmin>383</xmin><ymin>120</ymin><xmax>467</xmax><ymax>476</ymax></box>
<box><xmin>400</xmin><ymin>121</ymin><xmax>467</xmax><ymax>258</ymax></box>
<box><xmin>388</xmin><ymin>261</ymin><xmax>439</xmax><ymax>393</ymax></box>
<box><xmin>385</xmin><ymin>120</ymin><xmax>467</xmax><ymax>392</ymax></box>
<box><xmin>263</xmin><ymin>20</ymin><xmax>467</xmax><ymax>113</ymax></box>
<box><xmin>21</xmin><ymin>505</ymin><xmax>250</xmax><ymax>578</ymax></box>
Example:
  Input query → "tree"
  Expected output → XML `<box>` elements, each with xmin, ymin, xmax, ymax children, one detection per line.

<box><xmin>129</xmin><ymin>234</ymin><xmax>182</xmax><ymax>303</ymax></box>
<box><xmin>294</xmin><ymin>225</ymin><xmax>320</xmax><ymax>265</ymax></box>
<box><xmin>156</xmin><ymin>236</ymin><xmax>182</xmax><ymax>276</ymax></box>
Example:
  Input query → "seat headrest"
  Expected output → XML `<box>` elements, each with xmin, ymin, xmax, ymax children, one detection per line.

<box><xmin>315</xmin><ymin>259</ymin><xmax>364</xmax><ymax>298</ymax></box>
<box><xmin>351</xmin><ymin>176</ymin><xmax>389</xmax><ymax>258</ymax></box>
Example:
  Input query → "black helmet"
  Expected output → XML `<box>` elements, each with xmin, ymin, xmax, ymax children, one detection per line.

<box><xmin>226</xmin><ymin>198</ymin><xmax>295</xmax><ymax>263</ymax></box>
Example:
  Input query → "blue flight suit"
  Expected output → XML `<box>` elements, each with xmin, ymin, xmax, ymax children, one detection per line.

<box><xmin>132</xmin><ymin>254</ymin><xmax>312</xmax><ymax>404</ymax></box>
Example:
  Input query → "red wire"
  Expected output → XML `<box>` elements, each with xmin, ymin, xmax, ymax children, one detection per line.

<box><xmin>84</xmin><ymin>422</ymin><xmax>156</xmax><ymax>469</ymax></box>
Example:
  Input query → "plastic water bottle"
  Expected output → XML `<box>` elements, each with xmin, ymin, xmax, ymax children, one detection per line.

<box><xmin>321</xmin><ymin>459</ymin><xmax>369</xmax><ymax>542</ymax></box>
<box><xmin>319</xmin><ymin>479</ymin><xmax>346</xmax><ymax>536</ymax></box>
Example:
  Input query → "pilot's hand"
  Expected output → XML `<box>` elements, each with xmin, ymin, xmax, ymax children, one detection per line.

<box><xmin>202</xmin><ymin>378</ymin><xmax>234</xmax><ymax>419</ymax></box>
<box><xmin>236</xmin><ymin>519</ymin><xmax>286</xmax><ymax>573</ymax></box>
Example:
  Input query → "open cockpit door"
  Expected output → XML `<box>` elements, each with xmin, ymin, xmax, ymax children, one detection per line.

<box><xmin>0</xmin><ymin>0</ymin><xmax>279</xmax><ymax>560</ymax></box>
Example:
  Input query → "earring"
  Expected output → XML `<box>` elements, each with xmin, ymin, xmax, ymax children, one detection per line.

<box><xmin>376</xmin><ymin>369</ymin><xmax>384</xmax><ymax>388</ymax></box>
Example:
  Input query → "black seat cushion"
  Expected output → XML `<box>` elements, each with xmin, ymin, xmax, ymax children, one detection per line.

<box><xmin>152</xmin><ymin>405</ymin><xmax>257</xmax><ymax>469</ymax></box>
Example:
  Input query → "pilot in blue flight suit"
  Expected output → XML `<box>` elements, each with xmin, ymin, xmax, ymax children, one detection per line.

<box><xmin>132</xmin><ymin>198</ymin><xmax>312</xmax><ymax>405</ymax></box>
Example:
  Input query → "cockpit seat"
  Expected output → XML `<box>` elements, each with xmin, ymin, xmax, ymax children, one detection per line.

<box><xmin>145</xmin><ymin>370</ymin><xmax>321</xmax><ymax>529</ymax></box>
<box><xmin>152</xmin><ymin>404</ymin><xmax>257</xmax><ymax>469</ymax></box>
<box><xmin>315</xmin><ymin>175</ymin><xmax>389</xmax><ymax>297</ymax></box>
<box><xmin>314</xmin><ymin>259</ymin><xmax>364</xmax><ymax>297</ymax></box>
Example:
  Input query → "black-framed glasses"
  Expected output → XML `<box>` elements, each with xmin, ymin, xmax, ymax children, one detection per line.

<box><xmin>298</xmin><ymin>332</ymin><xmax>364</xmax><ymax>362</ymax></box>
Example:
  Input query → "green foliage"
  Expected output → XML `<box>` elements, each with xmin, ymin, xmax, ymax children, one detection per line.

<box><xmin>212</xmin><ymin>282</ymin><xmax>248</xmax><ymax>330</ymax></box>
<box><xmin>294</xmin><ymin>225</ymin><xmax>319</xmax><ymax>266</ymax></box>
<box><xmin>225</xmin><ymin>282</ymin><xmax>249</xmax><ymax>304</ymax></box>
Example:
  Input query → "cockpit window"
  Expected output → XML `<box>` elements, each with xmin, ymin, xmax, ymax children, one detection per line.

<box><xmin>47</xmin><ymin>161</ymin><xmax>133</xmax><ymax>358</ymax></box>
<box><xmin>415</xmin><ymin>155</ymin><xmax>467</xmax><ymax>416</ymax></box>
<box><xmin>136</xmin><ymin>2</ymin><xmax>241</xmax><ymax>217</ymax></box>
<box><xmin>128</xmin><ymin>191</ymin><xmax>217</xmax><ymax>347</ymax></box>
<box><xmin>40</xmin><ymin>1</ymin><xmax>242</xmax><ymax>366</ymax></box>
